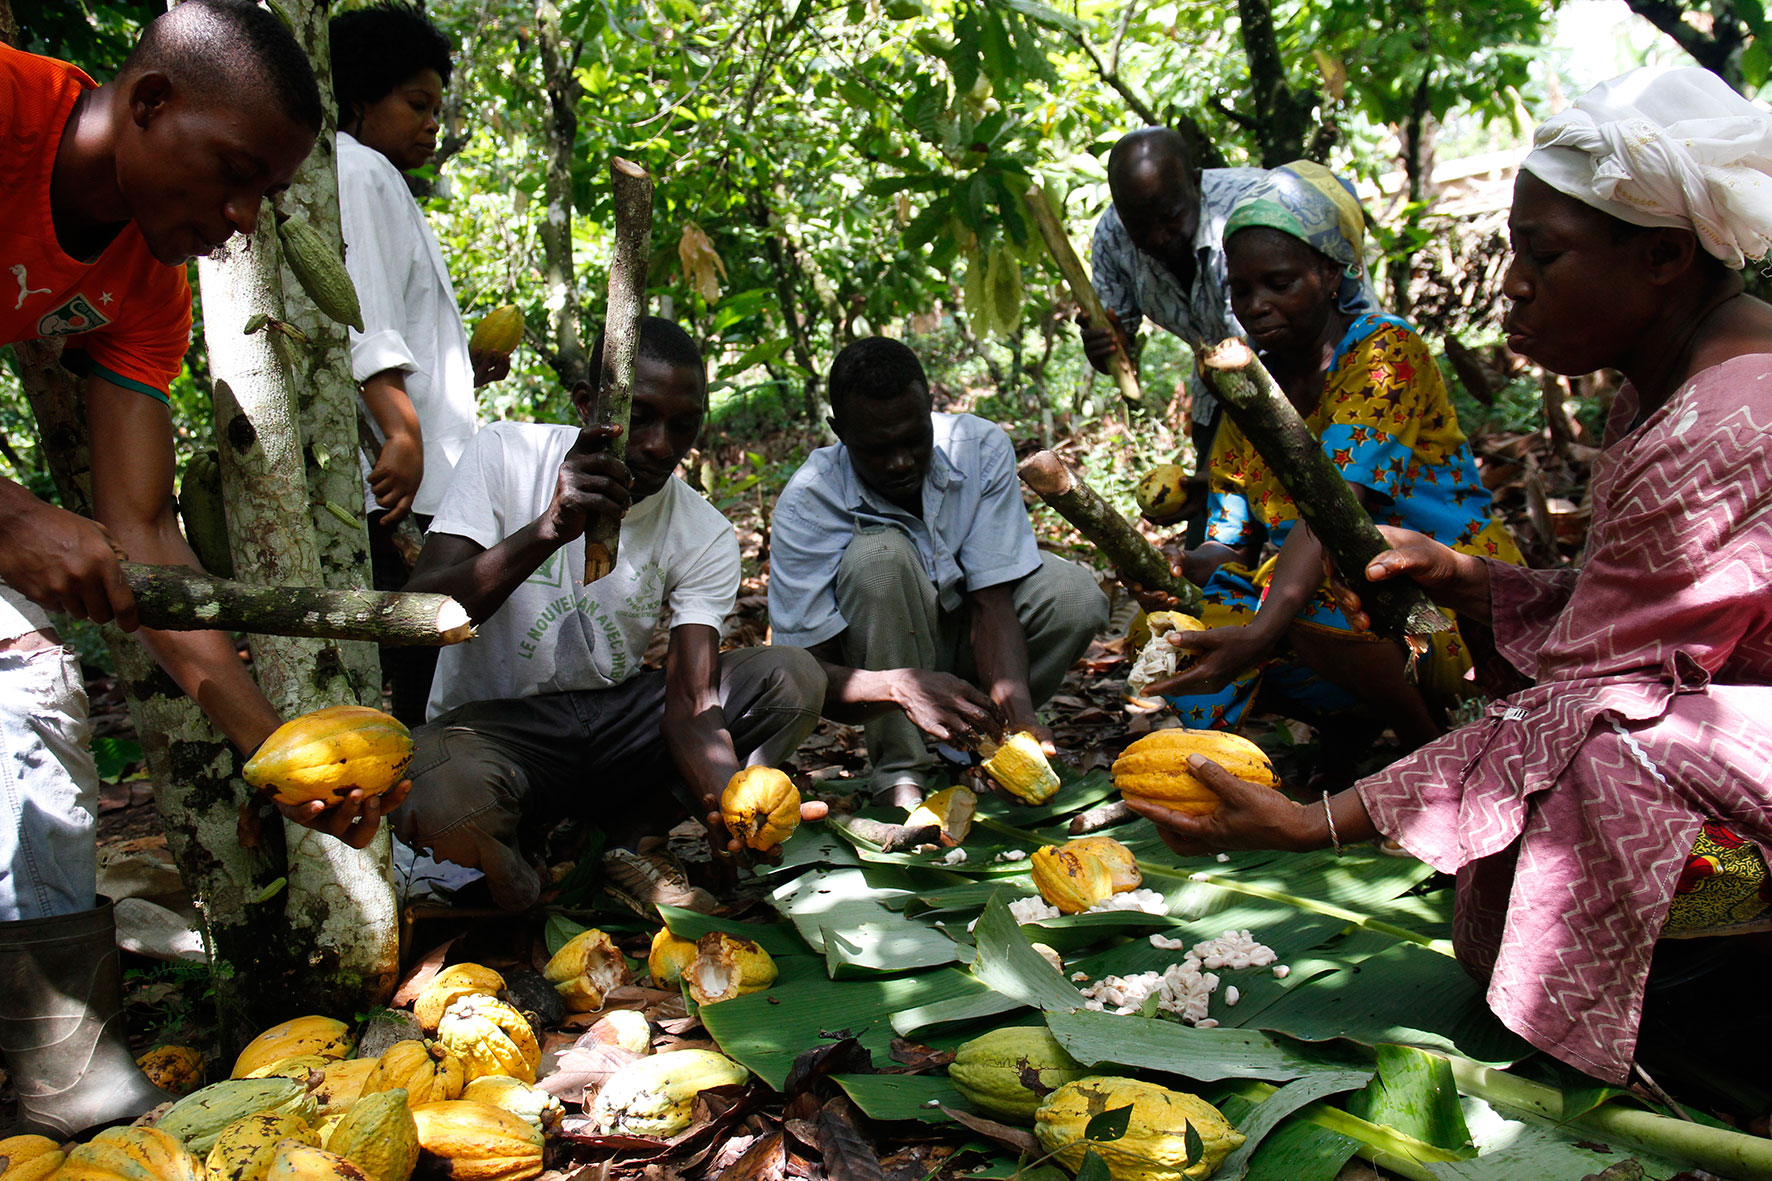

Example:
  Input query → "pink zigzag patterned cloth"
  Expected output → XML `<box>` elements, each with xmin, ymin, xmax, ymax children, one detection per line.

<box><xmin>1357</xmin><ymin>353</ymin><xmax>1772</xmax><ymax>1084</ymax></box>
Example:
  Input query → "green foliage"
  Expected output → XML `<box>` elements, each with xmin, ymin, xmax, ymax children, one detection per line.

<box><xmin>0</xmin><ymin>0</ymin><xmax>1590</xmax><ymax>579</ymax></box>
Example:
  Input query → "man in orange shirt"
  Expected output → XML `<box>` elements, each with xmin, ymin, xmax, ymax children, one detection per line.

<box><xmin>0</xmin><ymin>0</ymin><xmax>385</xmax><ymax>1135</ymax></box>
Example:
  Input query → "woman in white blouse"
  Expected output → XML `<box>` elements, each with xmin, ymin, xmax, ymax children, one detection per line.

<box><xmin>330</xmin><ymin>1</ymin><xmax>503</xmax><ymax>718</ymax></box>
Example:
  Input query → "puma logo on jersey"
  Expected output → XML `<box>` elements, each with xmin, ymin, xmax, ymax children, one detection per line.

<box><xmin>11</xmin><ymin>264</ymin><xmax>51</xmax><ymax>310</ymax></box>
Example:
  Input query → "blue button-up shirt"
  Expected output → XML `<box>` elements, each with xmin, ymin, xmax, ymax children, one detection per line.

<box><xmin>1091</xmin><ymin>167</ymin><xmax>1268</xmax><ymax>422</ymax></box>
<box><xmin>768</xmin><ymin>411</ymin><xmax>1043</xmax><ymax>648</ymax></box>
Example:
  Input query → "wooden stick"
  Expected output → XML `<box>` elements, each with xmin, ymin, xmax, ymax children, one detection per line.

<box><xmin>1018</xmin><ymin>450</ymin><xmax>1203</xmax><ymax>614</ymax></box>
<box><xmin>583</xmin><ymin>157</ymin><xmax>654</xmax><ymax>584</ymax></box>
<box><xmin>1197</xmin><ymin>338</ymin><xmax>1449</xmax><ymax>640</ymax></box>
<box><xmin>1022</xmin><ymin>184</ymin><xmax>1143</xmax><ymax>410</ymax></box>
<box><xmin>123</xmin><ymin>562</ymin><xmax>474</xmax><ymax>646</ymax></box>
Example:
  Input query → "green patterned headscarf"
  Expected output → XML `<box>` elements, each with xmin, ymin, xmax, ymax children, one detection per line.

<box><xmin>1223</xmin><ymin>160</ymin><xmax>1378</xmax><ymax>314</ymax></box>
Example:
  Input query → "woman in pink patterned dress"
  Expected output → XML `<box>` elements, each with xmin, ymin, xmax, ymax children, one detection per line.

<box><xmin>1126</xmin><ymin>67</ymin><xmax>1772</xmax><ymax>1085</ymax></box>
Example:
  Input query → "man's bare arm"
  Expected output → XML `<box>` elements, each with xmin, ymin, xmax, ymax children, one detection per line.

<box><xmin>806</xmin><ymin>638</ymin><xmax>1003</xmax><ymax>745</ymax></box>
<box><xmin>967</xmin><ymin>580</ymin><xmax>1046</xmax><ymax>747</ymax></box>
<box><xmin>403</xmin><ymin>423</ymin><xmax>630</xmax><ymax>624</ymax></box>
<box><xmin>663</xmin><ymin>623</ymin><xmax>744</xmax><ymax>854</ymax></box>
<box><xmin>85</xmin><ymin>378</ymin><xmax>281</xmax><ymax>754</ymax></box>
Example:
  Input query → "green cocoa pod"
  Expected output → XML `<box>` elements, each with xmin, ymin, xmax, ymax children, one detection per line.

<box><xmin>154</xmin><ymin>1076</ymin><xmax>318</xmax><ymax>1156</ymax></box>
<box><xmin>277</xmin><ymin>213</ymin><xmax>364</xmax><ymax>331</ymax></box>
<box><xmin>177</xmin><ymin>449</ymin><xmax>232</xmax><ymax>579</ymax></box>
<box><xmin>948</xmin><ymin>1026</ymin><xmax>1091</xmax><ymax>1124</ymax></box>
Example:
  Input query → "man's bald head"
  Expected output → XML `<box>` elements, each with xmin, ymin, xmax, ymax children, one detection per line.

<box><xmin>1108</xmin><ymin>127</ymin><xmax>1194</xmax><ymax>200</ymax></box>
<box><xmin>122</xmin><ymin>0</ymin><xmax>323</xmax><ymax>134</ymax></box>
<box><xmin>1106</xmin><ymin>127</ymin><xmax>1201</xmax><ymax>271</ymax></box>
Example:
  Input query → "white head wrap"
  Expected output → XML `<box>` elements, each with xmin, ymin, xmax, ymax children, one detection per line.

<box><xmin>1522</xmin><ymin>66</ymin><xmax>1772</xmax><ymax>268</ymax></box>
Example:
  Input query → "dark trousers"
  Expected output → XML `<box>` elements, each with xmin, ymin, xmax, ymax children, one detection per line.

<box><xmin>389</xmin><ymin>646</ymin><xmax>825</xmax><ymax>910</ymax></box>
<box><xmin>370</xmin><ymin>511</ymin><xmax>438</xmax><ymax>726</ymax></box>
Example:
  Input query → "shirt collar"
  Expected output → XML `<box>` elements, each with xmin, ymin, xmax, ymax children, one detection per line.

<box><xmin>840</xmin><ymin>423</ymin><xmax>965</xmax><ymax>515</ymax></box>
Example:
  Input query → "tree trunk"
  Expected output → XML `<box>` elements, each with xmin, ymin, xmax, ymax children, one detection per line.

<box><xmin>14</xmin><ymin>340</ymin><xmax>290</xmax><ymax>1037</ymax></box>
<box><xmin>1235</xmin><ymin>0</ymin><xmax>1322</xmax><ymax>166</ymax></box>
<box><xmin>583</xmin><ymin>159</ymin><xmax>654</xmax><ymax>585</ymax></box>
<box><xmin>122</xmin><ymin>563</ymin><xmax>472</xmax><ymax>645</ymax></box>
<box><xmin>536</xmin><ymin>0</ymin><xmax>589</xmax><ymax>391</ymax></box>
<box><xmin>1623</xmin><ymin>0</ymin><xmax>1746</xmax><ymax>90</ymax></box>
<box><xmin>196</xmin><ymin>0</ymin><xmax>402</xmax><ymax>1017</ymax></box>
<box><xmin>1022</xmin><ymin>184</ymin><xmax>1142</xmax><ymax>412</ymax></box>
<box><xmin>1018</xmin><ymin>450</ymin><xmax>1203</xmax><ymax>613</ymax></box>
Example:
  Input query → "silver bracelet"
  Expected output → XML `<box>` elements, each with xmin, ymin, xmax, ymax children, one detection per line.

<box><xmin>1322</xmin><ymin>791</ymin><xmax>1343</xmax><ymax>857</ymax></box>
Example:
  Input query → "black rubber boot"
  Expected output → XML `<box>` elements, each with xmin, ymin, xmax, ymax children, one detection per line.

<box><xmin>0</xmin><ymin>898</ymin><xmax>172</xmax><ymax>1134</ymax></box>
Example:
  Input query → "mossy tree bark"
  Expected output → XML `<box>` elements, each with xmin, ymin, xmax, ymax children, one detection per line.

<box><xmin>196</xmin><ymin>0</ymin><xmax>401</xmax><ymax>1018</ymax></box>
<box><xmin>121</xmin><ymin>563</ymin><xmax>473</xmax><ymax>645</ymax></box>
<box><xmin>14</xmin><ymin>340</ymin><xmax>293</xmax><ymax>1036</ymax></box>
<box><xmin>583</xmin><ymin>158</ymin><xmax>653</xmax><ymax>584</ymax></box>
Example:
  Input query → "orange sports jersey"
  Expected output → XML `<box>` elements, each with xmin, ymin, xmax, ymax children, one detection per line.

<box><xmin>0</xmin><ymin>42</ymin><xmax>191</xmax><ymax>403</ymax></box>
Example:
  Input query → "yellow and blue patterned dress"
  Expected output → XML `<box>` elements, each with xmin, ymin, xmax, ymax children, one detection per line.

<box><xmin>1163</xmin><ymin>311</ymin><xmax>1523</xmax><ymax>727</ymax></box>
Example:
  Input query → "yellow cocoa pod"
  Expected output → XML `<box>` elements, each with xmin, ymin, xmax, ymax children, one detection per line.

<box><xmin>362</xmin><ymin>1039</ymin><xmax>464</xmax><ymax>1105</ymax></box>
<box><xmin>591</xmin><ymin>1049</ymin><xmax>749</xmax><ymax>1138</ymax></box>
<box><xmin>647</xmin><ymin>928</ymin><xmax>698</xmax><ymax>988</ymax></box>
<box><xmin>242</xmin><ymin>1052</ymin><xmax>332</xmax><ymax>1082</ymax></box>
<box><xmin>905</xmin><ymin>786</ymin><xmax>976</xmax><ymax>844</ymax></box>
<box><xmin>542</xmin><ymin>927</ymin><xmax>631</xmax><ymax>1012</ymax></box>
<box><xmin>231</xmin><ymin>1015</ymin><xmax>352</xmax><ymax>1079</ymax></box>
<box><xmin>263</xmin><ymin>1141</ymin><xmax>367</xmax><ymax>1181</ymax></box>
<box><xmin>1111</xmin><ymin>728</ymin><xmax>1280</xmax><ymax>815</ymax></box>
<box><xmin>458</xmin><ymin>1077</ymin><xmax>565</xmax><ymax>1136</ymax></box>
<box><xmin>413</xmin><ymin>963</ymin><xmax>506</xmax><ymax>1033</ymax></box>
<box><xmin>57</xmin><ymin>1127</ymin><xmax>201</xmax><ymax>1181</ymax></box>
<box><xmin>684</xmin><ymin>931</ymin><xmax>777</xmax><ymax>1005</ymax></box>
<box><xmin>277</xmin><ymin>213</ymin><xmax>364</xmax><ymax>331</ymax></box>
<box><xmin>1030</xmin><ymin>845</ymin><xmax>1116</xmax><ymax>914</ymax></box>
<box><xmin>409</xmin><ymin>1101</ymin><xmax>543</xmax><ymax>1181</ymax></box>
<box><xmin>981</xmin><ymin>732</ymin><xmax>1060</xmax><ymax>805</ymax></box>
<box><xmin>1135</xmin><ymin>463</ymin><xmax>1191</xmax><ymax>524</ymax></box>
<box><xmin>242</xmin><ymin>706</ymin><xmax>413</xmax><ymax>807</ymax></box>
<box><xmin>312</xmin><ymin>1057</ymin><xmax>380</xmax><ymax>1117</ymax></box>
<box><xmin>325</xmin><ymin>1089</ymin><xmax>419</xmax><ymax>1181</ymax></box>
<box><xmin>136</xmin><ymin>1044</ymin><xmax>205</xmax><ymax>1096</ymax></box>
<box><xmin>203</xmin><ymin>1114</ymin><xmax>316</xmax><ymax>1181</ymax></box>
<box><xmin>0</xmin><ymin>1135</ymin><xmax>65</xmax><ymax>1181</ymax></box>
<box><xmin>436</xmin><ymin>997</ymin><xmax>541</xmax><ymax>1085</ymax></box>
<box><xmin>467</xmin><ymin>306</ymin><xmax>524</xmax><ymax>358</ymax></box>
<box><xmin>720</xmin><ymin>766</ymin><xmax>800</xmax><ymax>852</ymax></box>
<box><xmin>1034</xmin><ymin>1076</ymin><xmax>1244</xmax><ymax>1181</ymax></box>
<box><xmin>1065</xmin><ymin>836</ymin><xmax>1142</xmax><ymax>893</ymax></box>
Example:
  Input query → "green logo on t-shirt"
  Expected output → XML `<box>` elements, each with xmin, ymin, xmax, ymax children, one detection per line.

<box><xmin>524</xmin><ymin>550</ymin><xmax>567</xmax><ymax>590</ymax></box>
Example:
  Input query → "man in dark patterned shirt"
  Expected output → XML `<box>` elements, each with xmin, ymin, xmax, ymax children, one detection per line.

<box><xmin>1080</xmin><ymin>128</ymin><xmax>1265</xmax><ymax>543</ymax></box>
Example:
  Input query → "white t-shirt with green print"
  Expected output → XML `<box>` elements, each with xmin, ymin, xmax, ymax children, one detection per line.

<box><xmin>424</xmin><ymin>422</ymin><xmax>739</xmax><ymax>719</ymax></box>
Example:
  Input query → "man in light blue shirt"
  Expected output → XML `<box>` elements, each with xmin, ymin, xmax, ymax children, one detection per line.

<box><xmin>769</xmin><ymin>338</ymin><xmax>1110</xmax><ymax>805</ymax></box>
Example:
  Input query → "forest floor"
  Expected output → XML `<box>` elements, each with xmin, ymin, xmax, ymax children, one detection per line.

<box><xmin>28</xmin><ymin>396</ymin><xmax>1743</xmax><ymax>1179</ymax></box>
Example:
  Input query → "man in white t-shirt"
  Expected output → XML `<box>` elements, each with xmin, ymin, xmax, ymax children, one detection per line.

<box><xmin>391</xmin><ymin>318</ymin><xmax>825</xmax><ymax>910</ymax></box>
